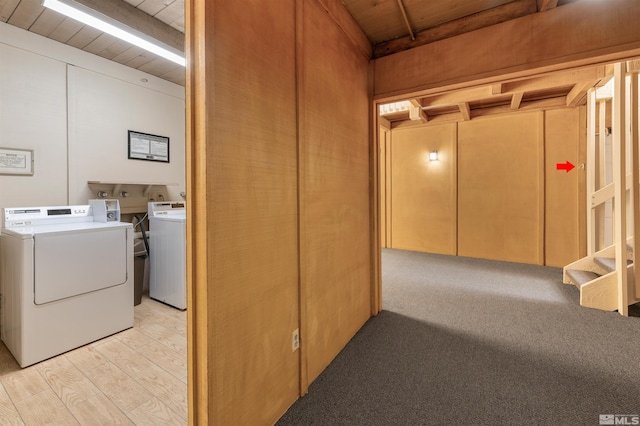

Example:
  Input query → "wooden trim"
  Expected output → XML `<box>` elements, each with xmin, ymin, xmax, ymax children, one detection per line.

<box><xmin>373</xmin><ymin>0</ymin><xmax>537</xmax><ymax>58</ymax></box>
<box><xmin>371</xmin><ymin>74</ymin><xmax>382</xmax><ymax>315</ymax></box>
<box><xmin>630</xmin><ymin>72</ymin><xmax>640</xmax><ymax>300</ymax></box>
<box><xmin>453</xmin><ymin>123</ymin><xmax>459</xmax><ymax>256</ymax></box>
<box><xmin>186</xmin><ymin>0</ymin><xmax>210</xmax><ymax>424</ymax></box>
<box><xmin>613</xmin><ymin>62</ymin><xmax>629</xmax><ymax>316</ymax></box>
<box><xmin>538</xmin><ymin>111</ymin><xmax>545</xmax><ymax>265</ymax></box>
<box><xmin>578</xmin><ymin>105</ymin><xmax>587</xmax><ymax>258</ymax></box>
<box><xmin>586</xmin><ymin>90</ymin><xmax>596</xmax><ymax>254</ymax></box>
<box><xmin>295</xmin><ymin>0</ymin><xmax>309</xmax><ymax>397</ymax></box>
<box><xmin>385</xmin><ymin>128</ymin><xmax>392</xmax><ymax>248</ymax></box>
<box><xmin>597</xmin><ymin>100</ymin><xmax>607</xmax><ymax>250</ymax></box>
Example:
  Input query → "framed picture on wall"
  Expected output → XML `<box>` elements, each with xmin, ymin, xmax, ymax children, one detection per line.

<box><xmin>128</xmin><ymin>130</ymin><xmax>170</xmax><ymax>163</ymax></box>
<box><xmin>0</xmin><ymin>147</ymin><xmax>34</xmax><ymax>175</ymax></box>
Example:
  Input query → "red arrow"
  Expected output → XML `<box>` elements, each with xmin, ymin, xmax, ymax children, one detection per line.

<box><xmin>556</xmin><ymin>161</ymin><xmax>575</xmax><ymax>173</ymax></box>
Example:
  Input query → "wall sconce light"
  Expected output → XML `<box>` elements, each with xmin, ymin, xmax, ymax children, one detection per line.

<box><xmin>429</xmin><ymin>150</ymin><xmax>438</xmax><ymax>161</ymax></box>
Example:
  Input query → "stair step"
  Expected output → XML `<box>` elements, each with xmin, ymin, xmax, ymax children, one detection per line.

<box><xmin>594</xmin><ymin>257</ymin><xmax>616</xmax><ymax>272</ymax></box>
<box><xmin>566</xmin><ymin>269</ymin><xmax>600</xmax><ymax>287</ymax></box>
<box><xmin>594</xmin><ymin>257</ymin><xmax>633</xmax><ymax>273</ymax></box>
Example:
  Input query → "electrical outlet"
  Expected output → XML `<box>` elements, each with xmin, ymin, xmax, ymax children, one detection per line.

<box><xmin>292</xmin><ymin>329</ymin><xmax>299</xmax><ymax>352</ymax></box>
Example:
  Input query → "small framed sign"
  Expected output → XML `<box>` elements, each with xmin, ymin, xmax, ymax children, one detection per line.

<box><xmin>0</xmin><ymin>147</ymin><xmax>34</xmax><ymax>175</ymax></box>
<box><xmin>128</xmin><ymin>130</ymin><xmax>170</xmax><ymax>163</ymax></box>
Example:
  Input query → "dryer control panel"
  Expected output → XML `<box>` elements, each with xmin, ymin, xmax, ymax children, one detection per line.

<box><xmin>3</xmin><ymin>206</ymin><xmax>91</xmax><ymax>228</ymax></box>
<box><xmin>148</xmin><ymin>201</ymin><xmax>185</xmax><ymax>217</ymax></box>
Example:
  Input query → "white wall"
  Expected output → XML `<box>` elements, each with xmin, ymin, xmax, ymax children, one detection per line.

<box><xmin>0</xmin><ymin>22</ymin><xmax>185</xmax><ymax>214</ymax></box>
<box><xmin>0</xmin><ymin>43</ymin><xmax>68</xmax><ymax>207</ymax></box>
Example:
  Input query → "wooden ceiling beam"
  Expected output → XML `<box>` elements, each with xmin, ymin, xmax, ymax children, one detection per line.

<box><xmin>408</xmin><ymin>66</ymin><xmax>606</xmax><ymax>116</ymax></box>
<box><xmin>458</xmin><ymin>103</ymin><xmax>471</xmax><ymax>121</ymax></box>
<box><xmin>71</xmin><ymin>0</ymin><xmax>184</xmax><ymax>51</ymax></box>
<box><xmin>501</xmin><ymin>66</ymin><xmax>607</xmax><ymax>93</ymax></box>
<box><xmin>473</xmin><ymin>97</ymin><xmax>566</xmax><ymax>118</ymax></box>
<box><xmin>511</xmin><ymin>92</ymin><xmax>524</xmax><ymax>109</ymax></box>
<box><xmin>373</xmin><ymin>0</ymin><xmax>537</xmax><ymax>58</ymax></box>
<box><xmin>421</xmin><ymin>86</ymin><xmax>495</xmax><ymax>107</ymax></box>
<box><xmin>391</xmin><ymin>96</ymin><xmax>567</xmax><ymax>129</ymax></box>
<box><xmin>408</xmin><ymin>98</ymin><xmax>423</xmax><ymax>108</ymax></box>
<box><xmin>566</xmin><ymin>80</ymin><xmax>595</xmax><ymax>106</ymax></box>
<box><xmin>395</xmin><ymin>0</ymin><xmax>415</xmax><ymax>41</ymax></box>
<box><xmin>409</xmin><ymin>103</ymin><xmax>428</xmax><ymax>122</ymax></box>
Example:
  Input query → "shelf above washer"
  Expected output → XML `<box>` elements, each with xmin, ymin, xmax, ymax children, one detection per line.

<box><xmin>87</xmin><ymin>181</ymin><xmax>178</xmax><ymax>196</ymax></box>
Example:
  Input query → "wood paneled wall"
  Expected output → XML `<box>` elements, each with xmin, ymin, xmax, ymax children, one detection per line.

<box><xmin>187</xmin><ymin>0</ymin><xmax>373</xmax><ymax>424</ymax></box>
<box><xmin>545</xmin><ymin>108</ymin><xmax>586</xmax><ymax>267</ymax></box>
<box><xmin>187</xmin><ymin>1</ymin><xmax>300</xmax><ymax>425</ymax></box>
<box><xmin>390</xmin><ymin>124</ymin><xmax>457</xmax><ymax>254</ymax></box>
<box><xmin>458</xmin><ymin>113</ymin><xmax>544</xmax><ymax>264</ymax></box>
<box><xmin>384</xmin><ymin>108</ymin><xmax>586</xmax><ymax>267</ymax></box>
<box><xmin>374</xmin><ymin>0</ymin><xmax>640</xmax><ymax>97</ymax></box>
<box><xmin>298</xmin><ymin>0</ymin><xmax>372</xmax><ymax>388</ymax></box>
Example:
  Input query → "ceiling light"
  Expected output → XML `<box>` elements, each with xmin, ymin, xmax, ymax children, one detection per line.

<box><xmin>42</xmin><ymin>0</ymin><xmax>186</xmax><ymax>67</ymax></box>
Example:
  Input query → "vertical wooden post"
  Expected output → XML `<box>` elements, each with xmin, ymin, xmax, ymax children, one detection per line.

<box><xmin>598</xmin><ymin>100</ymin><xmax>607</xmax><ymax>250</ymax></box>
<box><xmin>613</xmin><ymin>62</ymin><xmax>629</xmax><ymax>316</ymax></box>
<box><xmin>630</xmin><ymin>69</ymin><xmax>640</xmax><ymax>301</ymax></box>
<box><xmin>587</xmin><ymin>89</ymin><xmax>596</xmax><ymax>255</ymax></box>
<box><xmin>185</xmin><ymin>0</ymin><xmax>210</xmax><ymax>424</ymax></box>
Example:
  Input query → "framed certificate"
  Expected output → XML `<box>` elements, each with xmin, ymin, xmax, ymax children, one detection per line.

<box><xmin>0</xmin><ymin>147</ymin><xmax>34</xmax><ymax>175</ymax></box>
<box><xmin>128</xmin><ymin>130</ymin><xmax>170</xmax><ymax>163</ymax></box>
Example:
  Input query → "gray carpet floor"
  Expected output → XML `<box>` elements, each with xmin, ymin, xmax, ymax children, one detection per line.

<box><xmin>277</xmin><ymin>248</ymin><xmax>640</xmax><ymax>426</ymax></box>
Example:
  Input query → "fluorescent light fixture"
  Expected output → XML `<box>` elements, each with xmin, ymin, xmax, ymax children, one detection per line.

<box><xmin>379</xmin><ymin>101</ymin><xmax>411</xmax><ymax>115</ymax></box>
<box><xmin>429</xmin><ymin>150</ymin><xmax>438</xmax><ymax>161</ymax></box>
<box><xmin>43</xmin><ymin>0</ymin><xmax>186</xmax><ymax>67</ymax></box>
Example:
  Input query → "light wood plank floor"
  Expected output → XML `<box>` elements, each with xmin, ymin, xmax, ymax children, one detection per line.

<box><xmin>0</xmin><ymin>296</ymin><xmax>187</xmax><ymax>425</ymax></box>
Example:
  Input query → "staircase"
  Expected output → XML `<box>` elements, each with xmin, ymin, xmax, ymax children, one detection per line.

<box><xmin>565</xmin><ymin>62</ymin><xmax>640</xmax><ymax>316</ymax></box>
<box><xmin>563</xmin><ymin>240</ymin><xmax>634</xmax><ymax>311</ymax></box>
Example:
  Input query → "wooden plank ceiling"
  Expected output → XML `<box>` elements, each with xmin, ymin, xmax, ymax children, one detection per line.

<box><xmin>2</xmin><ymin>0</ymin><xmax>585</xmax><ymax>108</ymax></box>
<box><xmin>1</xmin><ymin>0</ymin><xmax>186</xmax><ymax>86</ymax></box>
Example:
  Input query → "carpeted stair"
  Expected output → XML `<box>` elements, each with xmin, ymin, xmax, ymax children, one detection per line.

<box><xmin>563</xmin><ymin>243</ymin><xmax>635</xmax><ymax>311</ymax></box>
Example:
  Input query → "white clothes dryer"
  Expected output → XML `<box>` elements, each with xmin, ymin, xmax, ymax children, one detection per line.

<box><xmin>0</xmin><ymin>205</ymin><xmax>134</xmax><ymax>367</ymax></box>
<box><xmin>148</xmin><ymin>201</ymin><xmax>186</xmax><ymax>310</ymax></box>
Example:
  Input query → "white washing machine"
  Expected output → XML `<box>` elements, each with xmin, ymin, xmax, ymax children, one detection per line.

<box><xmin>148</xmin><ymin>201</ymin><xmax>186</xmax><ymax>310</ymax></box>
<box><xmin>0</xmin><ymin>205</ymin><xmax>134</xmax><ymax>367</ymax></box>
